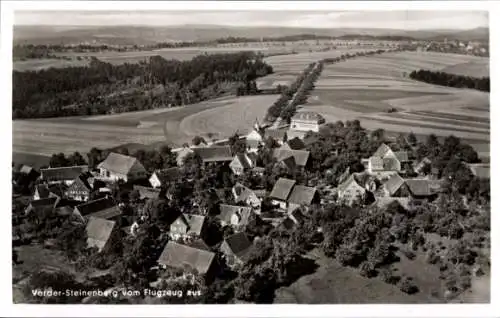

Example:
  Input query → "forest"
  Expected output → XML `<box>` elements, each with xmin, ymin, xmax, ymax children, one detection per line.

<box><xmin>12</xmin><ymin>51</ymin><xmax>273</xmax><ymax>119</ymax></box>
<box><xmin>409</xmin><ymin>69</ymin><xmax>490</xmax><ymax>92</ymax></box>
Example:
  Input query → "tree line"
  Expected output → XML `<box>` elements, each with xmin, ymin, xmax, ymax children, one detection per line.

<box><xmin>13</xmin><ymin>51</ymin><xmax>273</xmax><ymax>119</ymax></box>
<box><xmin>409</xmin><ymin>69</ymin><xmax>489</xmax><ymax>92</ymax></box>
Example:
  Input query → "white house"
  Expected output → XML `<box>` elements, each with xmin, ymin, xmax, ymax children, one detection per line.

<box><xmin>290</xmin><ymin>111</ymin><xmax>325</xmax><ymax>133</ymax></box>
<box><xmin>97</xmin><ymin>152</ymin><xmax>147</xmax><ymax>182</ymax></box>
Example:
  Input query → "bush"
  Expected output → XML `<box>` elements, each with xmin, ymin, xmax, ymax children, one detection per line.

<box><xmin>399</xmin><ymin>277</ymin><xmax>419</xmax><ymax>294</ymax></box>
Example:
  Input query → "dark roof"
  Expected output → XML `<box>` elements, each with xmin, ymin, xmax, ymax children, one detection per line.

<box><xmin>269</xmin><ymin>178</ymin><xmax>296</xmax><ymax>201</ymax></box>
<box><xmin>30</xmin><ymin>197</ymin><xmax>58</xmax><ymax>208</ymax></box>
<box><xmin>184</xmin><ymin>214</ymin><xmax>206</xmax><ymax>236</ymax></box>
<box><xmin>291</xmin><ymin>111</ymin><xmax>325</xmax><ymax>124</ymax></box>
<box><xmin>266</xmin><ymin>128</ymin><xmax>287</xmax><ymax>140</ymax></box>
<box><xmin>285</xmin><ymin>137</ymin><xmax>306</xmax><ymax>150</ymax></box>
<box><xmin>188</xmin><ymin>239</ymin><xmax>212</xmax><ymax>251</ymax></box>
<box><xmin>75</xmin><ymin>197</ymin><xmax>118</xmax><ymax>217</ymax></box>
<box><xmin>133</xmin><ymin>185</ymin><xmax>161</xmax><ymax>200</ymax></box>
<box><xmin>158</xmin><ymin>241</ymin><xmax>215</xmax><ymax>275</ymax></box>
<box><xmin>218</xmin><ymin>204</ymin><xmax>252</xmax><ymax>226</ymax></box>
<box><xmin>404</xmin><ymin>179</ymin><xmax>441</xmax><ymax>197</ymax></box>
<box><xmin>232</xmin><ymin>153</ymin><xmax>254</xmax><ymax>169</ymax></box>
<box><xmin>151</xmin><ymin>167</ymin><xmax>181</xmax><ymax>184</ymax></box>
<box><xmin>86</xmin><ymin>217</ymin><xmax>116</xmax><ymax>251</ymax></box>
<box><xmin>35</xmin><ymin>184</ymin><xmax>51</xmax><ymax>199</ymax></box>
<box><xmin>279</xmin><ymin>156</ymin><xmax>297</xmax><ymax>171</ymax></box>
<box><xmin>97</xmin><ymin>152</ymin><xmax>143</xmax><ymax>175</ymax></box>
<box><xmin>288</xmin><ymin>185</ymin><xmax>317</xmax><ymax>206</ymax></box>
<box><xmin>55</xmin><ymin>206</ymin><xmax>74</xmax><ymax>216</ymax></box>
<box><xmin>224</xmin><ymin>232</ymin><xmax>253</xmax><ymax>260</ymax></box>
<box><xmin>273</xmin><ymin>149</ymin><xmax>310</xmax><ymax>167</ymax></box>
<box><xmin>383</xmin><ymin>174</ymin><xmax>405</xmax><ymax>196</ymax></box>
<box><xmin>232</xmin><ymin>183</ymin><xmax>255</xmax><ymax>203</ymax></box>
<box><xmin>193</xmin><ymin>146</ymin><xmax>233</xmax><ymax>163</ymax></box>
<box><xmin>40</xmin><ymin>165</ymin><xmax>88</xmax><ymax>182</ymax></box>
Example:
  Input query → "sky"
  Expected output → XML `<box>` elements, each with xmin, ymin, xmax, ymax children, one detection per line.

<box><xmin>14</xmin><ymin>11</ymin><xmax>488</xmax><ymax>30</ymax></box>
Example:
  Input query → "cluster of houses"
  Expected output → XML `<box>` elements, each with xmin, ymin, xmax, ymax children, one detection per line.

<box><xmin>13</xmin><ymin>110</ymin><xmax>490</xmax><ymax>283</ymax></box>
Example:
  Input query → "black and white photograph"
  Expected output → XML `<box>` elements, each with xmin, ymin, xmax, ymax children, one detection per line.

<box><xmin>2</xmin><ymin>1</ymin><xmax>496</xmax><ymax>316</ymax></box>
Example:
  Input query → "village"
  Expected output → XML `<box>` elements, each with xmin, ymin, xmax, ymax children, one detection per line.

<box><xmin>12</xmin><ymin>107</ymin><xmax>490</xmax><ymax>304</ymax></box>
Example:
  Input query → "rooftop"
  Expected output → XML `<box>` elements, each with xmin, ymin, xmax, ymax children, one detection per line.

<box><xmin>158</xmin><ymin>241</ymin><xmax>215</xmax><ymax>275</ymax></box>
<box><xmin>97</xmin><ymin>152</ymin><xmax>142</xmax><ymax>175</ymax></box>
<box><xmin>269</xmin><ymin>178</ymin><xmax>296</xmax><ymax>201</ymax></box>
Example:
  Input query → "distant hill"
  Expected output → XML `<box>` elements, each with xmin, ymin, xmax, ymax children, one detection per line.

<box><xmin>13</xmin><ymin>25</ymin><xmax>490</xmax><ymax>45</ymax></box>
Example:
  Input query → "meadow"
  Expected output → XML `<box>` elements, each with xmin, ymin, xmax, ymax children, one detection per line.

<box><xmin>12</xmin><ymin>95</ymin><xmax>279</xmax><ymax>158</ymax></box>
<box><xmin>301</xmin><ymin>51</ymin><xmax>490</xmax><ymax>157</ymax></box>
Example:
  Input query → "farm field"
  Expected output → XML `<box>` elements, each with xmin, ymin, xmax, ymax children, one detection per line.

<box><xmin>12</xmin><ymin>94</ymin><xmax>279</xmax><ymax>158</ymax></box>
<box><xmin>302</xmin><ymin>51</ymin><xmax>490</xmax><ymax>157</ymax></box>
<box><xmin>274</xmin><ymin>249</ymin><xmax>444</xmax><ymax>304</ymax></box>
<box><xmin>441</xmin><ymin>59</ymin><xmax>490</xmax><ymax>78</ymax></box>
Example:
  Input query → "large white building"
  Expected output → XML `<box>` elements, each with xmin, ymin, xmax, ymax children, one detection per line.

<box><xmin>290</xmin><ymin>111</ymin><xmax>325</xmax><ymax>133</ymax></box>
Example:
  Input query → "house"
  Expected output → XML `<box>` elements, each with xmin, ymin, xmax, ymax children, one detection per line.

<box><xmin>193</xmin><ymin>146</ymin><xmax>233</xmax><ymax>165</ymax></box>
<box><xmin>229</xmin><ymin>153</ymin><xmax>256</xmax><ymax>176</ymax></box>
<box><xmin>188</xmin><ymin>238</ymin><xmax>212</xmax><ymax>252</ymax></box>
<box><xmin>363</xmin><ymin>143</ymin><xmax>409</xmax><ymax>177</ymax></box>
<box><xmin>281</xmin><ymin>137</ymin><xmax>306</xmax><ymax>150</ymax></box>
<box><xmin>149</xmin><ymin>167</ymin><xmax>181</xmax><ymax>188</ymax></box>
<box><xmin>217</xmin><ymin>204</ymin><xmax>253</xmax><ymax>228</ymax></box>
<box><xmin>74</xmin><ymin>197</ymin><xmax>122</xmax><ymax>222</ymax></box>
<box><xmin>33</xmin><ymin>184</ymin><xmax>58</xmax><ymax>200</ymax></box>
<box><xmin>25</xmin><ymin>197</ymin><xmax>59</xmax><ymax>216</ymax></box>
<box><xmin>176</xmin><ymin>147</ymin><xmax>194</xmax><ymax>166</ymax></box>
<box><xmin>265</xmin><ymin>128</ymin><xmax>288</xmax><ymax>145</ymax></box>
<box><xmin>378</xmin><ymin>174</ymin><xmax>408</xmax><ymax>197</ymax></box>
<box><xmin>245</xmin><ymin>119</ymin><xmax>265</xmax><ymax>152</ymax></box>
<box><xmin>287</xmin><ymin>185</ymin><xmax>319</xmax><ymax>212</ymax></box>
<box><xmin>269</xmin><ymin>178</ymin><xmax>296</xmax><ymax>210</ymax></box>
<box><xmin>157</xmin><ymin>241</ymin><xmax>217</xmax><ymax>280</ymax></box>
<box><xmin>97</xmin><ymin>152</ymin><xmax>147</xmax><ymax>182</ymax></box>
<box><xmin>13</xmin><ymin>164</ymin><xmax>39</xmax><ymax>181</ymax></box>
<box><xmin>169</xmin><ymin>214</ymin><xmax>207</xmax><ymax>241</ymax></box>
<box><xmin>290</xmin><ymin>111</ymin><xmax>325</xmax><ymax>133</ymax></box>
<box><xmin>414</xmin><ymin>157</ymin><xmax>432</xmax><ymax>175</ymax></box>
<box><xmin>466</xmin><ymin>163</ymin><xmax>490</xmax><ymax>180</ymax></box>
<box><xmin>272</xmin><ymin>149</ymin><xmax>310</xmax><ymax>168</ymax></box>
<box><xmin>337</xmin><ymin>174</ymin><xmax>367</xmax><ymax>205</ymax></box>
<box><xmin>85</xmin><ymin>216</ymin><xmax>117</xmax><ymax>253</ymax></box>
<box><xmin>220</xmin><ymin>232</ymin><xmax>253</xmax><ymax>267</ymax></box>
<box><xmin>133</xmin><ymin>185</ymin><xmax>162</xmax><ymax>200</ymax></box>
<box><xmin>232</xmin><ymin>183</ymin><xmax>263</xmax><ymax>210</ymax></box>
<box><xmin>404</xmin><ymin>179</ymin><xmax>442</xmax><ymax>200</ymax></box>
<box><xmin>65</xmin><ymin>174</ymin><xmax>93</xmax><ymax>201</ymax></box>
<box><xmin>277</xmin><ymin>155</ymin><xmax>297</xmax><ymax>172</ymax></box>
<box><xmin>40</xmin><ymin>165</ymin><xmax>89</xmax><ymax>185</ymax></box>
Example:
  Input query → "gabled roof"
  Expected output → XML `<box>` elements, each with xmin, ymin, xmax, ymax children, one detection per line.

<box><xmin>193</xmin><ymin>146</ymin><xmax>233</xmax><ymax>163</ymax></box>
<box><xmin>86</xmin><ymin>216</ymin><xmax>116</xmax><ymax>252</ymax></box>
<box><xmin>69</xmin><ymin>175</ymin><xmax>92</xmax><ymax>192</ymax></box>
<box><xmin>279</xmin><ymin>156</ymin><xmax>297</xmax><ymax>171</ymax></box>
<box><xmin>55</xmin><ymin>205</ymin><xmax>74</xmax><ymax>216</ymax></box>
<box><xmin>285</xmin><ymin>137</ymin><xmax>306</xmax><ymax>150</ymax></box>
<box><xmin>188</xmin><ymin>238</ymin><xmax>212</xmax><ymax>251</ymax></box>
<box><xmin>218</xmin><ymin>204</ymin><xmax>252</xmax><ymax>226</ymax></box>
<box><xmin>404</xmin><ymin>179</ymin><xmax>441</xmax><ymax>197</ymax></box>
<box><xmin>97</xmin><ymin>152</ymin><xmax>143</xmax><ymax>175</ymax></box>
<box><xmin>223</xmin><ymin>232</ymin><xmax>253</xmax><ymax>261</ymax></box>
<box><xmin>369</xmin><ymin>156</ymin><xmax>384</xmax><ymax>171</ymax></box>
<box><xmin>288</xmin><ymin>185</ymin><xmax>317</xmax><ymax>206</ymax></box>
<box><xmin>158</xmin><ymin>241</ymin><xmax>215</xmax><ymax>275</ymax></box>
<box><xmin>383</xmin><ymin>157</ymin><xmax>400</xmax><ymax>171</ymax></box>
<box><xmin>75</xmin><ymin>197</ymin><xmax>118</xmax><ymax>217</ymax></box>
<box><xmin>266</xmin><ymin>128</ymin><xmax>287</xmax><ymax>141</ymax></box>
<box><xmin>35</xmin><ymin>184</ymin><xmax>51</xmax><ymax>199</ymax></box>
<box><xmin>40</xmin><ymin>165</ymin><xmax>88</xmax><ymax>182</ymax></box>
<box><xmin>269</xmin><ymin>178</ymin><xmax>296</xmax><ymax>201</ymax></box>
<box><xmin>394</xmin><ymin>151</ymin><xmax>409</xmax><ymax>162</ymax></box>
<box><xmin>383</xmin><ymin>174</ymin><xmax>405</xmax><ymax>196</ymax></box>
<box><xmin>172</xmin><ymin>214</ymin><xmax>206</xmax><ymax>236</ymax></box>
<box><xmin>133</xmin><ymin>185</ymin><xmax>161</xmax><ymax>200</ymax></box>
<box><xmin>246</xmin><ymin>139</ymin><xmax>262</xmax><ymax>149</ymax></box>
<box><xmin>291</xmin><ymin>111</ymin><xmax>325</xmax><ymax>124</ymax></box>
<box><xmin>337</xmin><ymin>174</ymin><xmax>365</xmax><ymax>194</ymax></box>
<box><xmin>273</xmin><ymin>149</ymin><xmax>310</xmax><ymax>167</ymax></box>
<box><xmin>232</xmin><ymin>183</ymin><xmax>256</xmax><ymax>203</ymax></box>
<box><xmin>373</xmin><ymin>143</ymin><xmax>392</xmax><ymax>158</ymax></box>
<box><xmin>19</xmin><ymin>165</ymin><xmax>35</xmax><ymax>174</ymax></box>
<box><xmin>231</xmin><ymin>153</ymin><xmax>254</xmax><ymax>170</ymax></box>
<box><xmin>152</xmin><ymin>167</ymin><xmax>181</xmax><ymax>184</ymax></box>
<box><xmin>30</xmin><ymin>196</ymin><xmax>58</xmax><ymax>208</ymax></box>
